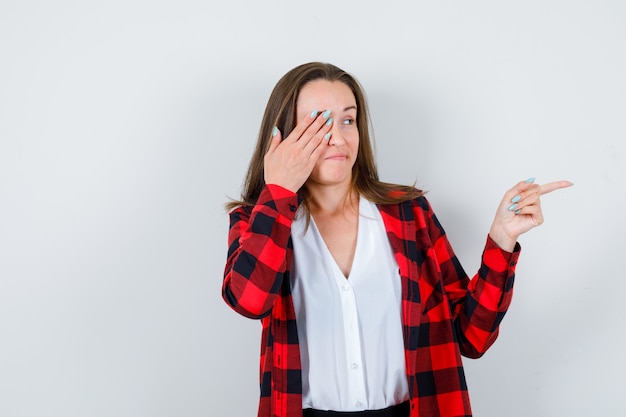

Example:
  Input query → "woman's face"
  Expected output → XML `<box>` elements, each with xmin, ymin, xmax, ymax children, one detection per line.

<box><xmin>296</xmin><ymin>79</ymin><xmax>359</xmax><ymax>189</ymax></box>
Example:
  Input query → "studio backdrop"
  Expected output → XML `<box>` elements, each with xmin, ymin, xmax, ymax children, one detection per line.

<box><xmin>0</xmin><ymin>1</ymin><xmax>624</xmax><ymax>416</ymax></box>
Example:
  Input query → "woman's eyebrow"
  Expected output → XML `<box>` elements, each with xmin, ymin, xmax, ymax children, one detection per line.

<box><xmin>343</xmin><ymin>105</ymin><xmax>357</xmax><ymax>112</ymax></box>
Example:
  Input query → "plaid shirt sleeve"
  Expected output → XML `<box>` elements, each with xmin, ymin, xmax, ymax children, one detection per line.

<box><xmin>222</xmin><ymin>184</ymin><xmax>299</xmax><ymax>319</ymax></box>
<box><xmin>421</xmin><ymin>197</ymin><xmax>521</xmax><ymax>358</ymax></box>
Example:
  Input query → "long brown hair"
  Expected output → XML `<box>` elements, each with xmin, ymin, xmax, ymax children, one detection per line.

<box><xmin>226</xmin><ymin>62</ymin><xmax>422</xmax><ymax>211</ymax></box>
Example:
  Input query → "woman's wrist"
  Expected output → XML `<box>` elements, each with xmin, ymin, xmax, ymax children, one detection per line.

<box><xmin>488</xmin><ymin>226</ymin><xmax>517</xmax><ymax>252</ymax></box>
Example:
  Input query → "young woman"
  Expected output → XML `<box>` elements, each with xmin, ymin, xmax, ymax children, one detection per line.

<box><xmin>222</xmin><ymin>62</ymin><xmax>571</xmax><ymax>417</ymax></box>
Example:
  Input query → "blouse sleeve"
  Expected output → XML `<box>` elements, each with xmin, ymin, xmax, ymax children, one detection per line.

<box><xmin>222</xmin><ymin>184</ymin><xmax>299</xmax><ymax>319</ymax></box>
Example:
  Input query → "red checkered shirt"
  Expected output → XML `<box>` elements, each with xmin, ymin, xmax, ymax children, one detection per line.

<box><xmin>223</xmin><ymin>184</ymin><xmax>520</xmax><ymax>417</ymax></box>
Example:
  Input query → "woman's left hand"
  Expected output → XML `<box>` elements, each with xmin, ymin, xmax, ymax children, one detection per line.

<box><xmin>488</xmin><ymin>178</ymin><xmax>573</xmax><ymax>251</ymax></box>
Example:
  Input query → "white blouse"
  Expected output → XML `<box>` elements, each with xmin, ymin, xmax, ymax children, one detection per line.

<box><xmin>290</xmin><ymin>197</ymin><xmax>409</xmax><ymax>412</ymax></box>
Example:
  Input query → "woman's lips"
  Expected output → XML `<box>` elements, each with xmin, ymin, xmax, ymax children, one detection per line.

<box><xmin>325</xmin><ymin>154</ymin><xmax>347</xmax><ymax>161</ymax></box>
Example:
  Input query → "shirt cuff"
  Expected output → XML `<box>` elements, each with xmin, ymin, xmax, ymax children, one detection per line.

<box><xmin>257</xmin><ymin>184</ymin><xmax>300</xmax><ymax>220</ymax></box>
<box><xmin>484</xmin><ymin>234</ymin><xmax>521</xmax><ymax>272</ymax></box>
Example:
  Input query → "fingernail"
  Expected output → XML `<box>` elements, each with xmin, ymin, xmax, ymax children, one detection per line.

<box><xmin>325</xmin><ymin>117</ymin><xmax>333</xmax><ymax>126</ymax></box>
<box><xmin>310</xmin><ymin>109</ymin><xmax>318</xmax><ymax>118</ymax></box>
<box><xmin>515</xmin><ymin>209</ymin><xmax>521</xmax><ymax>215</ymax></box>
<box><xmin>508</xmin><ymin>203</ymin><xmax>519</xmax><ymax>211</ymax></box>
<box><xmin>324</xmin><ymin>132</ymin><xmax>332</xmax><ymax>140</ymax></box>
<box><xmin>322</xmin><ymin>109</ymin><xmax>331</xmax><ymax>119</ymax></box>
<box><xmin>525</xmin><ymin>177</ymin><xmax>536</xmax><ymax>184</ymax></box>
<box><xmin>272</xmin><ymin>126</ymin><xmax>278</xmax><ymax>137</ymax></box>
<box><xmin>511</xmin><ymin>195</ymin><xmax>521</xmax><ymax>203</ymax></box>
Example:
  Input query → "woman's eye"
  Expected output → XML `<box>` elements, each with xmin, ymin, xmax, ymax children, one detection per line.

<box><xmin>342</xmin><ymin>118</ymin><xmax>354</xmax><ymax>125</ymax></box>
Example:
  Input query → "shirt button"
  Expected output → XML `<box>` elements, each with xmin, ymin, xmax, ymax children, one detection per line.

<box><xmin>289</xmin><ymin>204</ymin><xmax>297</xmax><ymax>212</ymax></box>
<box><xmin>351</xmin><ymin>363</ymin><xmax>359</xmax><ymax>369</ymax></box>
<box><xmin>342</xmin><ymin>285</ymin><xmax>350</xmax><ymax>292</ymax></box>
<box><xmin>355</xmin><ymin>401</ymin><xmax>363</xmax><ymax>407</ymax></box>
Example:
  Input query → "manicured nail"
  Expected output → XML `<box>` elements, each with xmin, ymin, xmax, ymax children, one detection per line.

<box><xmin>310</xmin><ymin>110</ymin><xmax>318</xmax><ymax>118</ymax></box>
<box><xmin>508</xmin><ymin>203</ymin><xmax>519</xmax><ymax>211</ymax></box>
<box><xmin>324</xmin><ymin>132</ymin><xmax>332</xmax><ymax>140</ymax></box>
<box><xmin>515</xmin><ymin>209</ymin><xmax>521</xmax><ymax>215</ymax></box>
<box><xmin>272</xmin><ymin>126</ymin><xmax>278</xmax><ymax>137</ymax></box>
<box><xmin>525</xmin><ymin>177</ymin><xmax>536</xmax><ymax>184</ymax></box>
<box><xmin>322</xmin><ymin>109</ymin><xmax>331</xmax><ymax>119</ymax></box>
<box><xmin>511</xmin><ymin>195</ymin><xmax>521</xmax><ymax>203</ymax></box>
<box><xmin>325</xmin><ymin>117</ymin><xmax>333</xmax><ymax>126</ymax></box>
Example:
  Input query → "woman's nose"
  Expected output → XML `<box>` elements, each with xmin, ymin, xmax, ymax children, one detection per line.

<box><xmin>327</xmin><ymin>123</ymin><xmax>344</xmax><ymax>146</ymax></box>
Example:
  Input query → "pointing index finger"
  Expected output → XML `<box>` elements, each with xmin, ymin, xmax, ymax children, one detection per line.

<box><xmin>539</xmin><ymin>180</ymin><xmax>574</xmax><ymax>196</ymax></box>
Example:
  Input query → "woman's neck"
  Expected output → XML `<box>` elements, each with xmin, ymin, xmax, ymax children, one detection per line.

<box><xmin>305</xmin><ymin>182</ymin><xmax>358</xmax><ymax>216</ymax></box>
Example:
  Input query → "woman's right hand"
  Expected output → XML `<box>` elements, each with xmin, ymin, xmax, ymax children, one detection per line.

<box><xmin>263</xmin><ymin>109</ymin><xmax>333</xmax><ymax>193</ymax></box>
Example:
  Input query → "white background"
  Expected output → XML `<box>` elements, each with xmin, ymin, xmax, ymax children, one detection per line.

<box><xmin>1</xmin><ymin>1</ymin><xmax>624</xmax><ymax>416</ymax></box>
